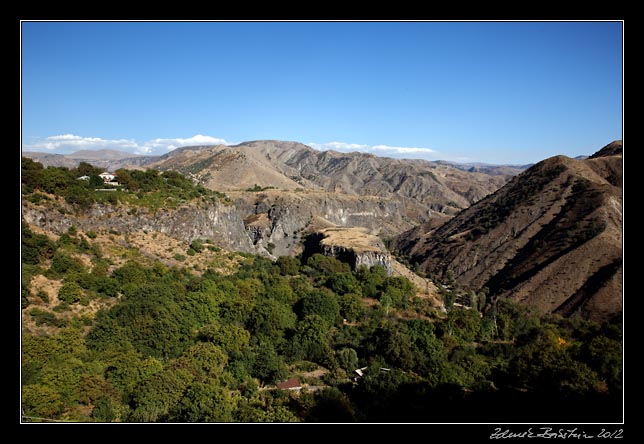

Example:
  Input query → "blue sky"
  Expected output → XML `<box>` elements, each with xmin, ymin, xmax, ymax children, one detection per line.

<box><xmin>21</xmin><ymin>21</ymin><xmax>622</xmax><ymax>164</ymax></box>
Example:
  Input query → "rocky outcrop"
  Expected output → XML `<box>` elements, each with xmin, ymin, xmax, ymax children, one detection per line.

<box><xmin>21</xmin><ymin>188</ymin><xmax>438</xmax><ymax>260</ymax></box>
<box><xmin>232</xmin><ymin>190</ymin><xmax>444</xmax><ymax>258</ymax></box>
<box><xmin>354</xmin><ymin>251</ymin><xmax>394</xmax><ymax>275</ymax></box>
<box><xmin>22</xmin><ymin>200</ymin><xmax>258</xmax><ymax>254</ymax></box>
<box><xmin>303</xmin><ymin>227</ymin><xmax>442</xmax><ymax>305</ymax></box>
<box><xmin>303</xmin><ymin>227</ymin><xmax>395</xmax><ymax>275</ymax></box>
<box><xmin>319</xmin><ymin>243</ymin><xmax>394</xmax><ymax>276</ymax></box>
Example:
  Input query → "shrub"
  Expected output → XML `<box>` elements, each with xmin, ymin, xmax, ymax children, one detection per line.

<box><xmin>29</xmin><ymin>308</ymin><xmax>66</xmax><ymax>327</ymax></box>
<box><xmin>189</xmin><ymin>240</ymin><xmax>204</xmax><ymax>253</ymax></box>
<box><xmin>58</xmin><ymin>281</ymin><xmax>83</xmax><ymax>304</ymax></box>
<box><xmin>50</xmin><ymin>252</ymin><xmax>84</xmax><ymax>276</ymax></box>
<box><xmin>37</xmin><ymin>290</ymin><xmax>50</xmax><ymax>303</ymax></box>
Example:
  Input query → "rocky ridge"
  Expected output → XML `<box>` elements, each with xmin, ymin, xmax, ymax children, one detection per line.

<box><xmin>393</xmin><ymin>141</ymin><xmax>623</xmax><ymax>322</ymax></box>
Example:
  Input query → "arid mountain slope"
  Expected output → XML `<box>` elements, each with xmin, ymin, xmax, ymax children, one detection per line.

<box><xmin>67</xmin><ymin>149</ymin><xmax>141</xmax><ymax>161</ymax></box>
<box><xmin>21</xmin><ymin>140</ymin><xmax>523</xmax><ymax>257</ymax></box>
<box><xmin>23</xmin><ymin>149</ymin><xmax>148</xmax><ymax>170</ymax></box>
<box><xmin>232</xmin><ymin>141</ymin><xmax>521</xmax><ymax>212</ymax></box>
<box><xmin>145</xmin><ymin>143</ymin><xmax>310</xmax><ymax>191</ymax></box>
<box><xmin>24</xmin><ymin>140</ymin><xmax>523</xmax><ymax>218</ymax></box>
<box><xmin>22</xmin><ymin>152</ymin><xmax>78</xmax><ymax>168</ymax></box>
<box><xmin>394</xmin><ymin>141</ymin><xmax>623</xmax><ymax>322</ymax></box>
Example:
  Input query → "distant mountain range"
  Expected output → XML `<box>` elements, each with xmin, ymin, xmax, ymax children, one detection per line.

<box><xmin>23</xmin><ymin>149</ymin><xmax>145</xmax><ymax>169</ymax></box>
<box><xmin>23</xmin><ymin>141</ymin><xmax>525</xmax><ymax>216</ymax></box>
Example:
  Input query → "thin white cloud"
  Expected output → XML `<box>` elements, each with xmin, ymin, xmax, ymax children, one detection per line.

<box><xmin>22</xmin><ymin>134</ymin><xmax>230</xmax><ymax>156</ymax></box>
<box><xmin>144</xmin><ymin>134</ymin><xmax>228</xmax><ymax>151</ymax></box>
<box><xmin>308</xmin><ymin>141</ymin><xmax>438</xmax><ymax>159</ymax></box>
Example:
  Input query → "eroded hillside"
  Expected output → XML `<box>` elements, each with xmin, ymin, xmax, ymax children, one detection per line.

<box><xmin>394</xmin><ymin>141</ymin><xmax>623</xmax><ymax>322</ymax></box>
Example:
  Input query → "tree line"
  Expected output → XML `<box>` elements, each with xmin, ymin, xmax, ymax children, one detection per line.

<box><xmin>21</xmin><ymin>222</ymin><xmax>622</xmax><ymax>422</ymax></box>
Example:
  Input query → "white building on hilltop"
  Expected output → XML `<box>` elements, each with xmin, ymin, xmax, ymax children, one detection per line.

<box><xmin>98</xmin><ymin>172</ymin><xmax>117</xmax><ymax>182</ymax></box>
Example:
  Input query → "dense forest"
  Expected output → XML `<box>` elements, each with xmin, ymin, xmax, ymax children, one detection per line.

<box><xmin>21</xmin><ymin>159</ymin><xmax>622</xmax><ymax>422</ymax></box>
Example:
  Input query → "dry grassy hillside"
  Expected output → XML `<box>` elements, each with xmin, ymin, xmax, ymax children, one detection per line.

<box><xmin>394</xmin><ymin>141</ymin><xmax>623</xmax><ymax>322</ymax></box>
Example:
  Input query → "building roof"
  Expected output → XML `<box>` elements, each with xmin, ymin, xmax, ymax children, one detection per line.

<box><xmin>276</xmin><ymin>377</ymin><xmax>301</xmax><ymax>390</ymax></box>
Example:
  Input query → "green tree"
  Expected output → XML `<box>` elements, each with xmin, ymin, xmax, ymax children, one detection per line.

<box><xmin>50</xmin><ymin>251</ymin><xmax>84</xmax><ymax>276</ymax></box>
<box><xmin>91</xmin><ymin>397</ymin><xmax>121</xmax><ymax>422</ymax></box>
<box><xmin>21</xmin><ymin>222</ymin><xmax>56</xmax><ymax>265</ymax></box>
<box><xmin>198</xmin><ymin>321</ymin><xmax>251</xmax><ymax>354</ymax></box>
<box><xmin>371</xmin><ymin>323</ymin><xmax>415</xmax><ymax>370</ymax></box>
<box><xmin>468</xmin><ymin>290</ymin><xmax>478</xmax><ymax>310</ymax></box>
<box><xmin>509</xmin><ymin>326</ymin><xmax>601</xmax><ymax>396</ymax></box>
<box><xmin>445</xmin><ymin>307</ymin><xmax>482</xmax><ymax>342</ymax></box>
<box><xmin>262</xmin><ymin>275</ymin><xmax>297</xmax><ymax>305</ymax></box>
<box><xmin>189</xmin><ymin>239</ymin><xmax>204</xmax><ymax>253</ymax></box>
<box><xmin>110</xmin><ymin>282</ymin><xmax>192</xmax><ymax>359</ymax></box>
<box><xmin>289</xmin><ymin>276</ymin><xmax>314</xmax><ymax>299</ymax></box>
<box><xmin>252</xmin><ymin>341</ymin><xmax>288</xmax><ymax>384</ymax></box>
<box><xmin>326</xmin><ymin>272</ymin><xmax>361</xmax><ymax>295</ymax></box>
<box><xmin>76</xmin><ymin>161</ymin><xmax>104</xmax><ymax>177</ymax></box>
<box><xmin>445</xmin><ymin>269</ymin><xmax>455</xmax><ymax>285</ymax></box>
<box><xmin>299</xmin><ymin>288</ymin><xmax>341</xmax><ymax>325</ymax></box>
<box><xmin>58</xmin><ymin>281</ymin><xmax>83</xmax><ymax>304</ymax></box>
<box><xmin>175</xmin><ymin>342</ymin><xmax>228</xmax><ymax>377</ymax></box>
<box><xmin>247</xmin><ymin>298</ymin><xmax>297</xmax><ymax>340</ymax></box>
<box><xmin>21</xmin><ymin>157</ymin><xmax>44</xmax><ymax>191</ymax></box>
<box><xmin>379</xmin><ymin>293</ymin><xmax>393</xmax><ymax>316</ymax></box>
<box><xmin>477</xmin><ymin>289</ymin><xmax>488</xmax><ymax>311</ymax></box>
<box><xmin>380</xmin><ymin>276</ymin><xmax>415</xmax><ymax>308</ymax></box>
<box><xmin>22</xmin><ymin>384</ymin><xmax>63</xmax><ymax>418</ymax></box>
<box><xmin>290</xmin><ymin>315</ymin><xmax>334</xmax><ymax>367</ymax></box>
<box><xmin>112</xmin><ymin>261</ymin><xmax>148</xmax><ymax>287</ymax></box>
<box><xmin>337</xmin><ymin>348</ymin><xmax>359</xmax><ymax>372</ymax></box>
<box><xmin>338</xmin><ymin>293</ymin><xmax>364</xmax><ymax>322</ymax></box>
<box><xmin>40</xmin><ymin>167</ymin><xmax>74</xmax><ymax>195</ymax></box>
<box><xmin>307</xmin><ymin>254</ymin><xmax>350</xmax><ymax>275</ymax></box>
<box><xmin>169</xmin><ymin>380</ymin><xmax>234</xmax><ymax>422</ymax></box>
<box><xmin>582</xmin><ymin>335</ymin><xmax>622</xmax><ymax>392</ymax></box>
<box><xmin>89</xmin><ymin>174</ymin><xmax>104</xmax><ymax>188</ymax></box>
<box><xmin>448</xmin><ymin>347</ymin><xmax>492</xmax><ymax>390</ymax></box>
<box><xmin>276</xmin><ymin>256</ymin><xmax>300</xmax><ymax>275</ymax></box>
<box><xmin>357</xmin><ymin>265</ymin><xmax>387</xmax><ymax>298</ymax></box>
<box><xmin>305</xmin><ymin>387</ymin><xmax>355</xmax><ymax>422</ymax></box>
<box><xmin>218</xmin><ymin>278</ymin><xmax>260</xmax><ymax>325</ymax></box>
<box><xmin>129</xmin><ymin>367</ymin><xmax>194</xmax><ymax>422</ymax></box>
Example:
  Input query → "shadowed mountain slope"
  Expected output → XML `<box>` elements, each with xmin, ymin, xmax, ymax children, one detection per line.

<box><xmin>393</xmin><ymin>141</ymin><xmax>623</xmax><ymax>322</ymax></box>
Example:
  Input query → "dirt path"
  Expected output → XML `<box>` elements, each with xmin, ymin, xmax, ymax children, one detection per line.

<box><xmin>299</xmin><ymin>368</ymin><xmax>329</xmax><ymax>379</ymax></box>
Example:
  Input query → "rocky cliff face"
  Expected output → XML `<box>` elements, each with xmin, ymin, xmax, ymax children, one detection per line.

<box><xmin>231</xmin><ymin>190</ymin><xmax>443</xmax><ymax>258</ymax></box>
<box><xmin>21</xmin><ymin>187</ymin><xmax>437</xmax><ymax>260</ymax></box>
<box><xmin>318</xmin><ymin>243</ymin><xmax>394</xmax><ymax>276</ymax></box>
<box><xmin>22</xmin><ymin>200</ymin><xmax>257</xmax><ymax>254</ymax></box>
